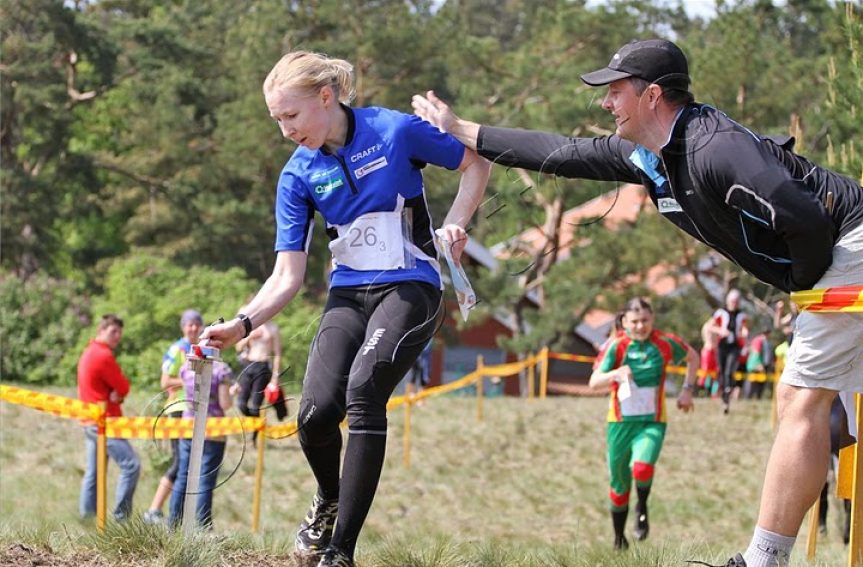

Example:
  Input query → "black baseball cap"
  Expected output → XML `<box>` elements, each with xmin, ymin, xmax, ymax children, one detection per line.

<box><xmin>580</xmin><ymin>39</ymin><xmax>690</xmax><ymax>89</ymax></box>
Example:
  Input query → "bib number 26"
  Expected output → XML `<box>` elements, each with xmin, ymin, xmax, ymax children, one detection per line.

<box><xmin>349</xmin><ymin>226</ymin><xmax>386</xmax><ymax>251</ymax></box>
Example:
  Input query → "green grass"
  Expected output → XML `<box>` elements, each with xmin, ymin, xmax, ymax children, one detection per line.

<box><xmin>0</xmin><ymin>389</ymin><xmax>850</xmax><ymax>566</ymax></box>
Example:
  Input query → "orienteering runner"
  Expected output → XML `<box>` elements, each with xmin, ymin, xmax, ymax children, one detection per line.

<box><xmin>590</xmin><ymin>297</ymin><xmax>698</xmax><ymax>550</ymax></box>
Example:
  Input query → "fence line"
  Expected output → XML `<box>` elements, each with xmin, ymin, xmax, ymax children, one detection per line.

<box><xmin>3</xmin><ymin>343</ymin><xmax>860</xmax><ymax>563</ymax></box>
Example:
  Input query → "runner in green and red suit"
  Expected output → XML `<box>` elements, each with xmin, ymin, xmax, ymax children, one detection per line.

<box><xmin>590</xmin><ymin>297</ymin><xmax>699</xmax><ymax>550</ymax></box>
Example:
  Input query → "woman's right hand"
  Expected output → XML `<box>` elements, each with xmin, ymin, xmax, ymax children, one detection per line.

<box><xmin>199</xmin><ymin>318</ymin><xmax>245</xmax><ymax>350</ymax></box>
<box><xmin>412</xmin><ymin>90</ymin><xmax>459</xmax><ymax>134</ymax></box>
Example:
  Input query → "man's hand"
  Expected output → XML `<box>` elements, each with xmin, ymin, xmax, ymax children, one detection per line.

<box><xmin>677</xmin><ymin>388</ymin><xmax>695</xmax><ymax>413</ymax></box>
<box><xmin>412</xmin><ymin>90</ymin><xmax>459</xmax><ymax>134</ymax></box>
<box><xmin>109</xmin><ymin>390</ymin><xmax>123</xmax><ymax>404</ymax></box>
<box><xmin>436</xmin><ymin>224</ymin><xmax>469</xmax><ymax>266</ymax></box>
<box><xmin>199</xmin><ymin>318</ymin><xmax>245</xmax><ymax>349</ymax></box>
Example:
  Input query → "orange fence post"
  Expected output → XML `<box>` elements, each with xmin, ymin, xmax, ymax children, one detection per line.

<box><xmin>403</xmin><ymin>384</ymin><xmax>414</xmax><ymax>468</ymax></box>
<box><xmin>527</xmin><ymin>354</ymin><xmax>536</xmax><ymax>400</ymax></box>
<box><xmin>806</xmin><ymin>498</ymin><xmax>820</xmax><ymax>561</ymax></box>
<box><xmin>540</xmin><ymin>347</ymin><xmax>550</xmax><ymax>400</ymax></box>
<box><xmin>96</xmin><ymin>401</ymin><xmax>107</xmax><ymax>532</ymax></box>
<box><xmin>476</xmin><ymin>355</ymin><xmax>484</xmax><ymax>422</ymax></box>
<box><xmin>251</xmin><ymin>415</ymin><xmax>267</xmax><ymax>533</ymax></box>
<box><xmin>849</xmin><ymin>393</ymin><xmax>863</xmax><ymax>567</ymax></box>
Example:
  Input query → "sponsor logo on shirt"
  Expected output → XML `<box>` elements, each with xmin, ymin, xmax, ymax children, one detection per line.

<box><xmin>310</xmin><ymin>166</ymin><xmax>341</xmax><ymax>181</ymax></box>
<box><xmin>315</xmin><ymin>178</ymin><xmax>344</xmax><ymax>194</ymax></box>
<box><xmin>351</xmin><ymin>143</ymin><xmax>383</xmax><ymax>163</ymax></box>
<box><xmin>354</xmin><ymin>156</ymin><xmax>388</xmax><ymax>179</ymax></box>
<box><xmin>658</xmin><ymin>197</ymin><xmax>683</xmax><ymax>214</ymax></box>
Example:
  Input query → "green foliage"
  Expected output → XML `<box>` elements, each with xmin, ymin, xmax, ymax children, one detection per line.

<box><xmin>2</xmin><ymin>0</ymin><xmax>861</xmax><ymax>369</ymax></box>
<box><xmin>0</xmin><ymin>270</ymin><xmax>91</xmax><ymax>385</ymax></box>
<box><xmin>53</xmin><ymin>255</ymin><xmax>321</xmax><ymax>391</ymax></box>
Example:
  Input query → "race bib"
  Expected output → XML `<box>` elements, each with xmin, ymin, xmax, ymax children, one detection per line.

<box><xmin>329</xmin><ymin>210</ymin><xmax>405</xmax><ymax>271</ymax></box>
<box><xmin>619</xmin><ymin>383</ymin><xmax>657</xmax><ymax>417</ymax></box>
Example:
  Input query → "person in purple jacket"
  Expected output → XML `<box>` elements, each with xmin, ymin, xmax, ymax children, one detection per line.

<box><xmin>168</xmin><ymin>360</ymin><xmax>233</xmax><ymax>529</ymax></box>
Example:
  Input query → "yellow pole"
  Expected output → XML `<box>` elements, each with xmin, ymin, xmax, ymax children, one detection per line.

<box><xmin>849</xmin><ymin>393</ymin><xmax>863</xmax><ymax>567</ymax></box>
<box><xmin>806</xmin><ymin>498</ymin><xmax>820</xmax><ymax>561</ymax></box>
<box><xmin>403</xmin><ymin>384</ymin><xmax>413</xmax><ymax>468</ymax></box>
<box><xmin>476</xmin><ymin>355</ymin><xmax>484</xmax><ymax>422</ymax></box>
<box><xmin>540</xmin><ymin>347</ymin><xmax>550</xmax><ymax>400</ymax></box>
<box><xmin>527</xmin><ymin>354</ymin><xmax>535</xmax><ymax>400</ymax></box>
<box><xmin>96</xmin><ymin>401</ymin><xmax>107</xmax><ymax>532</ymax></box>
<box><xmin>251</xmin><ymin>416</ymin><xmax>267</xmax><ymax>533</ymax></box>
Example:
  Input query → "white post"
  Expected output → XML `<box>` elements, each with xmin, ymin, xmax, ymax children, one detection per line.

<box><xmin>183</xmin><ymin>344</ymin><xmax>220</xmax><ymax>536</ymax></box>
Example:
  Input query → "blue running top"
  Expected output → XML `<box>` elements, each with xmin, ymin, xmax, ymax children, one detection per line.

<box><xmin>274</xmin><ymin>105</ymin><xmax>465</xmax><ymax>289</ymax></box>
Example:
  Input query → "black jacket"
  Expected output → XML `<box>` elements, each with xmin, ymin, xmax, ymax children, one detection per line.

<box><xmin>477</xmin><ymin>104</ymin><xmax>863</xmax><ymax>292</ymax></box>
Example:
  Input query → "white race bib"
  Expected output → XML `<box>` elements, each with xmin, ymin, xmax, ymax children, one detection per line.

<box><xmin>329</xmin><ymin>210</ymin><xmax>405</xmax><ymax>271</ymax></box>
<box><xmin>619</xmin><ymin>383</ymin><xmax>657</xmax><ymax>417</ymax></box>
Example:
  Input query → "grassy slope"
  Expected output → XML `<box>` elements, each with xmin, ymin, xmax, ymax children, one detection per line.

<box><xmin>0</xmin><ymin>389</ymin><xmax>848</xmax><ymax>566</ymax></box>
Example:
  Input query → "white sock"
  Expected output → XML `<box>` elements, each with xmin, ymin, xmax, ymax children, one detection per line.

<box><xmin>742</xmin><ymin>526</ymin><xmax>795</xmax><ymax>567</ymax></box>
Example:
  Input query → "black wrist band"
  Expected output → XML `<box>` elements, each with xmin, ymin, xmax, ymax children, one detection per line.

<box><xmin>237</xmin><ymin>313</ymin><xmax>252</xmax><ymax>338</ymax></box>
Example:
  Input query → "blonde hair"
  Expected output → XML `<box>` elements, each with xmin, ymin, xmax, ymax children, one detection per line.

<box><xmin>263</xmin><ymin>51</ymin><xmax>355</xmax><ymax>103</ymax></box>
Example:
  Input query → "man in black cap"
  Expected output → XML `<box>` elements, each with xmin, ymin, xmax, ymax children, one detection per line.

<box><xmin>412</xmin><ymin>38</ymin><xmax>863</xmax><ymax>567</ymax></box>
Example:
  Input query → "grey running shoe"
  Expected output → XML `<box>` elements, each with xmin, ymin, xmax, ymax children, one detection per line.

<box><xmin>686</xmin><ymin>554</ymin><xmax>747</xmax><ymax>566</ymax></box>
<box><xmin>316</xmin><ymin>547</ymin><xmax>354</xmax><ymax>567</ymax></box>
<box><xmin>142</xmin><ymin>509</ymin><xmax>164</xmax><ymax>525</ymax></box>
<box><xmin>295</xmin><ymin>494</ymin><xmax>338</xmax><ymax>553</ymax></box>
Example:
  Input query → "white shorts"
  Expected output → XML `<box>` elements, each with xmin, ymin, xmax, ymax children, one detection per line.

<box><xmin>781</xmin><ymin>222</ymin><xmax>863</xmax><ymax>392</ymax></box>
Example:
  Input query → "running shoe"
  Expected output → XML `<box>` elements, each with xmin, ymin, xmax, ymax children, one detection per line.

<box><xmin>142</xmin><ymin>509</ymin><xmax>164</xmax><ymax>525</ymax></box>
<box><xmin>613</xmin><ymin>534</ymin><xmax>629</xmax><ymax>551</ymax></box>
<box><xmin>295</xmin><ymin>494</ymin><xmax>339</xmax><ymax>553</ymax></box>
<box><xmin>686</xmin><ymin>554</ymin><xmax>747</xmax><ymax>566</ymax></box>
<box><xmin>316</xmin><ymin>547</ymin><xmax>354</xmax><ymax>567</ymax></box>
<box><xmin>633</xmin><ymin>507</ymin><xmax>649</xmax><ymax>541</ymax></box>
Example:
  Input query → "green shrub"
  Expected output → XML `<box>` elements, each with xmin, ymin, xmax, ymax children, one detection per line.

<box><xmin>0</xmin><ymin>271</ymin><xmax>91</xmax><ymax>385</ymax></box>
<box><xmin>57</xmin><ymin>254</ymin><xmax>322</xmax><ymax>393</ymax></box>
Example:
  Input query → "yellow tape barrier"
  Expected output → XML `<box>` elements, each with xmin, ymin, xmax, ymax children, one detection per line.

<box><xmin>0</xmin><ymin>384</ymin><xmax>100</xmax><ymax>421</ymax></box>
<box><xmin>105</xmin><ymin>416</ymin><xmax>264</xmax><ymax>439</ymax></box>
<box><xmin>545</xmin><ymin>352</ymin><xmax>770</xmax><ymax>383</ymax></box>
<box><xmin>1</xmin><ymin>385</ymin><xmax>268</xmax><ymax>439</ymax></box>
<box><xmin>791</xmin><ymin>285</ymin><xmax>863</xmax><ymax>313</ymax></box>
<box><xmin>265</xmin><ymin>421</ymin><xmax>299</xmax><ymax>439</ymax></box>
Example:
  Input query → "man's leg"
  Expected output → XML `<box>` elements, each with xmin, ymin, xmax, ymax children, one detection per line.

<box><xmin>630</xmin><ymin>422</ymin><xmax>666</xmax><ymax>542</ymax></box>
<box><xmin>607</xmin><ymin>422</ymin><xmax>634</xmax><ymax>550</ymax></box>
<box><xmin>79</xmin><ymin>427</ymin><xmax>98</xmax><ymax>518</ymax></box>
<box><xmin>742</xmin><ymin>384</ymin><xmax>835</xmax><ymax>566</ymax></box>
<box><xmin>107</xmin><ymin>437</ymin><xmax>140</xmax><ymax>520</ymax></box>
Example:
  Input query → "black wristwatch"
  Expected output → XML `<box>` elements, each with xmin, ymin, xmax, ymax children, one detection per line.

<box><xmin>237</xmin><ymin>313</ymin><xmax>253</xmax><ymax>338</ymax></box>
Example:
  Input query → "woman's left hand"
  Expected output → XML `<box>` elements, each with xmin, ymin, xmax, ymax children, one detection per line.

<box><xmin>436</xmin><ymin>224</ymin><xmax>468</xmax><ymax>265</ymax></box>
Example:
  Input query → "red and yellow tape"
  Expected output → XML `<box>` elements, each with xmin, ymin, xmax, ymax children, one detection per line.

<box><xmin>0</xmin><ymin>384</ymin><xmax>100</xmax><ymax>421</ymax></box>
<box><xmin>1</xmin><ymin>385</ymin><xmax>266</xmax><ymax>439</ymax></box>
<box><xmin>792</xmin><ymin>285</ymin><xmax>863</xmax><ymax>313</ymax></box>
<box><xmin>105</xmin><ymin>416</ymin><xmax>264</xmax><ymax>439</ymax></box>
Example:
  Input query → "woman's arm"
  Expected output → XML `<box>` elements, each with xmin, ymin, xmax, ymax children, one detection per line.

<box><xmin>437</xmin><ymin>149</ymin><xmax>491</xmax><ymax>264</ymax></box>
<box><xmin>200</xmin><ymin>251</ymin><xmax>307</xmax><ymax>349</ymax></box>
<box><xmin>270</xmin><ymin>323</ymin><xmax>282</xmax><ymax>385</ymax></box>
<box><xmin>217</xmin><ymin>381</ymin><xmax>232</xmax><ymax>413</ymax></box>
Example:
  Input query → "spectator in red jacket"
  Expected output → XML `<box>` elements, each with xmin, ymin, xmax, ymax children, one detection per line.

<box><xmin>78</xmin><ymin>314</ymin><xmax>140</xmax><ymax>521</ymax></box>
